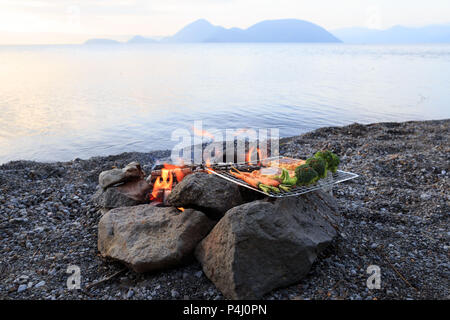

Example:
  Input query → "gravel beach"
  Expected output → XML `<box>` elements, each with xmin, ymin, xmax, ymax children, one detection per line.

<box><xmin>0</xmin><ymin>119</ymin><xmax>448</xmax><ymax>300</ymax></box>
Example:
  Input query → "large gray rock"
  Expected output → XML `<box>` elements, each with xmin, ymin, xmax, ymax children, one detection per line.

<box><xmin>99</xmin><ymin>162</ymin><xmax>145</xmax><ymax>189</ymax></box>
<box><xmin>167</xmin><ymin>172</ymin><xmax>243</xmax><ymax>220</ymax></box>
<box><xmin>195</xmin><ymin>191</ymin><xmax>339</xmax><ymax>299</ymax></box>
<box><xmin>92</xmin><ymin>179</ymin><xmax>151</xmax><ymax>209</ymax></box>
<box><xmin>98</xmin><ymin>204</ymin><xmax>215</xmax><ymax>273</ymax></box>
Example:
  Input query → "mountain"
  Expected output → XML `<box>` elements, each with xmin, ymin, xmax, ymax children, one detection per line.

<box><xmin>84</xmin><ymin>38</ymin><xmax>120</xmax><ymax>45</ymax></box>
<box><xmin>127</xmin><ymin>35</ymin><xmax>157</xmax><ymax>44</ymax></box>
<box><xmin>167</xmin><ymin>19</ymin><xmax>341</xmax><ymax>43</ymax></box>
<box><xmin>166</xmin><ymin>19</ymin><xmax>227</xmax><ymax>42</ymax></box>
<box><xmin>333</xmin><ymin>24</ymin><xmax>450</xmax><ymax>43</ymax></box>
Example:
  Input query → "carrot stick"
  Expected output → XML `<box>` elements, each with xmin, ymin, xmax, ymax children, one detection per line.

<box><xmin>230</xmin><ymin>168</ymin><xmax>279</xmax><ymax>187</ymax></box>
<box><xmin>229</xmin><ymin>170</ymin><xmax>260</xmax><ymax>188</ymax></box>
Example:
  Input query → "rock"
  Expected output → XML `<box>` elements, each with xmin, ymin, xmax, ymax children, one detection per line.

<box><xmin>98</xmin><ymin>204</ymin><xmax>215</xmax><ymax>273</ymax></box>
<box><xmin>126</xmin><ymin>289</ymin><xmax>134</xmax><ymax>299</ymax></box>
<box><xmin>420</xmin><ymin>193</ymin><xmax>431</xmax><ymax>201</ymax></box>
<box><xmin>171</xmin><ymin>289</ymin><xmax>180</xmax><ymax>298</ymax></box>
<box><xmin>195</xmin><ymin>191</ymin><xmax>339</xmax><ymax>299</ymax></box>
<box><xmin>17</xmin><ymin>275</ymin><xmax>30</xmax><ymax>283</ymax></box>
<box><xmin>35</xmin><ymin>281</ymin><xmax>46</xmax><ymax>288</ymax></box>
<box><xmin>92</xmin><ymin>179</ymin><xmax>152</xmax><ymax>210</ymax></box>
<box><xmin>99</xmin><ymin>162</ymin><xmax>145</xmax><ymax>189</ymax></box>
<box><xmin>167</xmin><ymin>172</ymin><xmax>243</xmax><ymax>219</ymax></box>
<box><xmin>17</xmin><ymin>284</ymin><xmax>27</xmax><ymax>293</ymax></box>
<box><xmin>195</xmin><ymin>271</ymin><xmax>203</xmax><ymax>278</ymax></box>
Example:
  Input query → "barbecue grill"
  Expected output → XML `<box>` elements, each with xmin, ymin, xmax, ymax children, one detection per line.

<box><xmin>205</xmin><ymin>156</ymin><xmax>359</xmax><ymax>198</ymax></box>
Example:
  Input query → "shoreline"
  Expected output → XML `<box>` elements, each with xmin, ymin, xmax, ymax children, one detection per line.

<box><xmin>1</xmin><ymin>118</ymin><xmax>447</xmax><ymax>168</ymax></box>
<box><xmin>0</xmin><ymin>119</ymin><xmax>448</xmax><ymax>300</ymax></box>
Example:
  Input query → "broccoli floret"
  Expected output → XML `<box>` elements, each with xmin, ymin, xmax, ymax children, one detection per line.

<box><xmin>306</xmin><ymin>157</ymin><xmax>327</xmax><ymax>179</ymax></box>
<box><xmin>295</xmin><ymin>164</ymin><xmax>319</xmax><ymax>186</ymax></box>
<box><xmin>329</xmin><ymin>153</ymin><xmax>340</xmax><ymax>173</ymax></box>
<box><xmin>314</xmin><ymin>150</ymin><xmax>340</xmax><ymax>173</ymax></box>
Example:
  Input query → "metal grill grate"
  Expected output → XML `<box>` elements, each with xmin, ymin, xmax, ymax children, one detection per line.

<box><xmin>205</xmin><ymin>156</ymin><xmax>359</xmax><ymax>198</ymax></box>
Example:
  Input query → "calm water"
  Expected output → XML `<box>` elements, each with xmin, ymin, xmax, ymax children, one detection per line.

<box><xmin>0</xmin><ymin>43</ymin><xmax>449</xmax><ymax>164</ymax></box>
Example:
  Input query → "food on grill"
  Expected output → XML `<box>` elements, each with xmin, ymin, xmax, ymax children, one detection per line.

<box><xmin>259</xmin><ymin>184</ymin><xmax>280</xmax><ymax>193</ymax></box>
<box><xmin>279</xmin><ymin>184</ymin><xmax>292</xmax><ymax>192</ymax></box>
<box><xmin>226</xmin><ymin>152</ymin><xmax>341</xmax><ymax>194</ymax></box>
<box><xmin>230</xmin><ymin>167</ymin><xmax>280</xmax><ymax>189</ymax></box>
<box><xmin>306</xmin><ymin>157</ymin><xmax>327</xmax><ymax>179</ymax></box>
<box><xmin>247</xmin><ymin>172</ymin><xmax>280</xmax><ymax>187</ymax></box>
<box><xmin>267</xmin><ymin>158</ymin><xmax>306</xmax><ymax>171</ymax></box>
<box><xmin>258</xmin><ymin>167</ymin><xmax>283</xmax><ymax>180</ymax></box>
<box><xmin>229</xmin><ymin>169</ymin><xmax>260</xmax><ymax>188</ymax></box>
<box><xmin>314</xmin><ymin>150</ymin><xmax>340</xmax><ymax>173</ymax></box>
<box><xmin>279</xmin><ymin>168</ymin><xmax>297</xmax><ymax>186</ymax></box>
<box><xmin>258</xmin><ymin>184</ymin><xmax>271</xmax><ymax>193</ymax></box>
<box><xmin>295</xmin><ymin>164</ymin><xmax>319</xmax><ymax>186</ymax></box>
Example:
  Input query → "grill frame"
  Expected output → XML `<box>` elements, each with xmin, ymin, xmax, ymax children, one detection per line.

<box><xmin>205</xmin><ymin>156</ymin><xmax>359</xmax><ymax>198</ymax></box>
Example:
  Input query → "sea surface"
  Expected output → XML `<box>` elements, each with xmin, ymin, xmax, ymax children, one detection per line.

<box><xmin>0</xmin><ymin>43</ymin><xmax>449</xmax><ymax>164</ymax></box>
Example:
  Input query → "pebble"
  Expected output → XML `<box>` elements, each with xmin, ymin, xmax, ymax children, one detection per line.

<box><xmin>17</xmin><ymin>284</ymin><xmax>27</xmax><ymax>293</ymax></box>
<box><xmin>420</xmin><ymin>193</ymin><xmax>432</xmax><ymax>201</ymax></box>
<box><xmin>126</xmin><ymin>289</ymin><xmax>134</xmax><ymax>299</ymax></box>
<box><xmin>171</xmin><ymin>289</ymin><xmax>180</xmax><ymax>298</ymax></box>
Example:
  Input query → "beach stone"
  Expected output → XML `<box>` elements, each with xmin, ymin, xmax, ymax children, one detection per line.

<box><xmin>195</xmin><ymin>191</ymin><xmax>339</xmax><ymax>299</ymax></box>
<box><xmin>98</xmin><ymin>204</ymin><xmax>215</xmax><ymax>273</ymax></box>
<box><xmin>99</xmin><ymin>162</ymin><xmax>145</xmax><ymax>189</ymax></box>
<box><xmin>92</xmin><ymin>179</ymin><xmax>152</xmax><ymax>210</ymax></box>
<box><xmin>167</xmin><ymin>172</ymin><xmax>243</xmax><ymax>220</ymax></box>
<box><xmin>17</xmin><ymin>284</ymin><xmax>27</xmax><ymax>293</ymax></box>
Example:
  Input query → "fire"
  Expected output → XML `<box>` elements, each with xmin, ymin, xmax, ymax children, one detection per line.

<box><xmin>163</xmin><ymin>163</ymin><xmax>186</xmax><ymax>182</ymax></box>
<box><xmin>150</xmin><ymin>162</ymin><xmax>190</xmax><ymax>202</ymax></box>
<box><xmin>151</xmin><ymin>168</ymin><xmax>173</xmax><ymax>200</ymax></box>
<box><xmin>205</xmin><ymin>159</ymin><xmax>213</xmax><ymax>174</ymax></box>
<box><xmin>246</xmin><ymin>147</ymin><xmax>262</xmax><ymax>166</ymax></box>
<box><xmin>177</xmin><ymin>207</ymin><xmax>185</xmax><ymax>212</ymax></box>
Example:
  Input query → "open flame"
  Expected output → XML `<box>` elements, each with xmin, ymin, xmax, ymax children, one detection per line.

<box><xmin>163</xmin><ymin>163</ymin><xmax>187</xmax><ymax>182</ymax></box>
<box><xmin>151</xmin><ymin>168</ymin><xmax>173</xmax><ymax>200</ymax></box>
<box><xmin>246</xmin><ymin>147</ymin><xmax>262</xmax><ymax>166</ymax></box>
<box><xmin>205</xmin><ymin>159</ymin><xmax>214</xmax><ymax>174</ymax></box>
<box><xmin>150</xmin><ymin>162</ymin><xmax>190</xmax><ymax>203</ymax></box>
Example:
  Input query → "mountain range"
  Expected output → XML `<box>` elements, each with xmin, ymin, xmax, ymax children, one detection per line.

<box><xmin>84</xmin><ymin>19</ymin><xmax>450</xmax><ymax>45</ymax></box>
<box><xmin>85</xmin><ymin>19</ymin><xmax>340</xmax><ymax>44</ymax></box>
<box><xmin>332</xmin><ymin>24</ymin><xmax>450</xmax><ymax>44</ymax></box>
<box><xmin>164</xmin><ymin>19</ymin><xmax>340</xmax><ymax>43</ymax></box>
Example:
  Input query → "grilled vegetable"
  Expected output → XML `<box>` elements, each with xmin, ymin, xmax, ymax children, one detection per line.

<box><xmin>231</xmin><ymin>167</ymin><xmax>281</xmax><ymax>191</ymax></box>
<box><xmin>306</xmin><ymin>157</ymin><xmax>327</xmax><ymax>179</ymax></box>
<box><xmin>280</xmin><ymin>168</ymin><xmax>298</xmax><ymax>186</ymax></box>
<box><xmin>295</xmin><ymin>164</ymin><xmax>319</xmax><ymax>186</ymax></box>
<box><xmin>248</xmin><ymin>171</ymin><xmax>281</xmax><ymax>187</ymax></box>
<box><xmin>279</xmin><ymin>184</ymin><xmax>292</xmax><ymax>192</ymax></box>
<box><xmin>314</xmin><ymin>150</ymin><xmax>340</xmax><ymax>173</ymax></box>
<box><xmin>259</xmin><ymin>184</ymin><xmax>280</xmax><ymax>194</ymax></box>
<box><xmin>259</xmin><ymin>184</ymin><xmax>271</xmax><ymax>193</ymax></box>
<box><xmin>229</xmin><ymin>170</ymin><xmax>260</xmax><ymax>188</ymax></box>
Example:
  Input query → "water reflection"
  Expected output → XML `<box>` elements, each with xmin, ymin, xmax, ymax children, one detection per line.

<box><xmin>0</xmin><ymin>43</ymin><xmax>449</xmax><ymax>163</ymax></box>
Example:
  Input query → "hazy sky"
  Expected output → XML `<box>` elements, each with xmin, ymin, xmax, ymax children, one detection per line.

<box><xmin>1</xmin><ymin>0</ymin><xmax>449</xmax><ymax>44</ymax></box>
